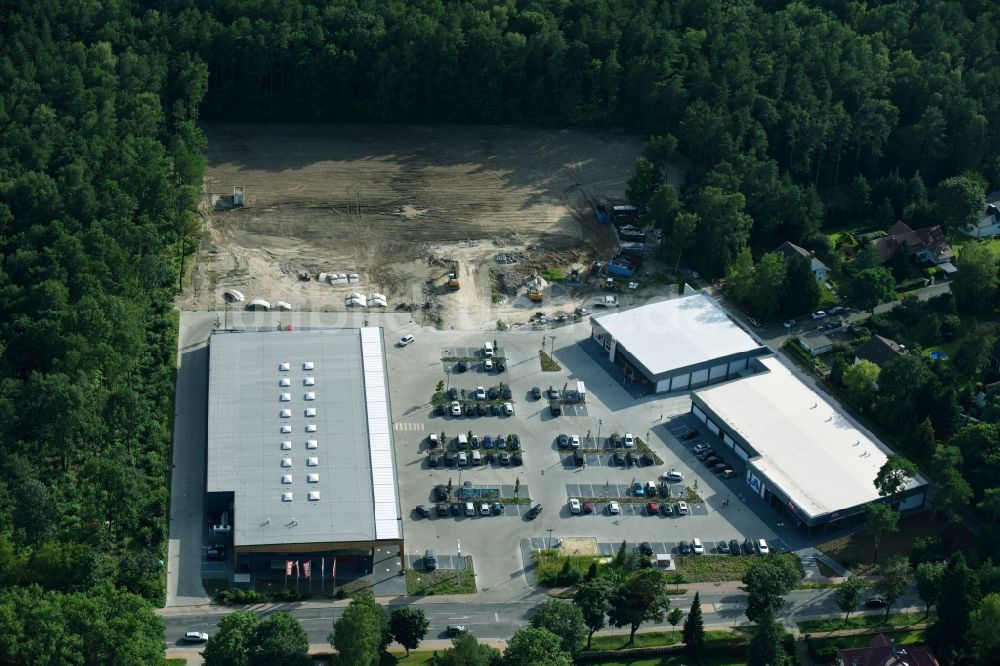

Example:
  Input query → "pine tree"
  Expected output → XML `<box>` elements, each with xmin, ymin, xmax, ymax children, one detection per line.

<box><xmin>682</xmin><ymin>591</ymin><xmax>705</xmax><ymax>663</ymax></box>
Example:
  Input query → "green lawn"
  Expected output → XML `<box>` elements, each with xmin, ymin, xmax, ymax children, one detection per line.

<box><xmin>585</xmin><ymin>657</ymin><xmax>746</xmax><ymax>666</ymax></box>
<box><xmin>164</xmin><ymin>660</ymin><xmax>187</xmax><ymax>666</ymax></box>
<box><xmin>589</xmin><ymin>630</ymin><xmax>734</xmax><ymax>651</ymax></box>
<box><xmin>675</xmin><ymin>552</ymin><xmax>802</xmax><ymax>583</ymax></box>
<box><xmin>798</xmin><ymin>611</ymin><xmax>931</xmax><ymax>633</ymax></box>
<box><xmin>535</xmin><ymin>551</ymin><xmax>606</xmax><ymax>586</ymax></box>
<box><xmin>405</xmin><ymin>558</ymin><xmax>476</xmax><ymax>595</ymax></box>
<box><xmin>807</xmin><ymin>628</ymin><xmax>927</xmax><ymax>653</ymax></box>
<box><xmin>951</xmin><ymin>236</ymin><xmax>1000</xmax><ymax>258</ymax></box>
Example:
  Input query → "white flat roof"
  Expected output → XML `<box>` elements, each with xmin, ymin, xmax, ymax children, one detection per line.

<box><xmin>592</xmin><ymin>294</ymin><xmax>761</xmax><ymax>376</ymax></box>
<box><xmin>694</xmin><ymin>356</ymin><xmax>922</xmax><ymax>519</ymax></box>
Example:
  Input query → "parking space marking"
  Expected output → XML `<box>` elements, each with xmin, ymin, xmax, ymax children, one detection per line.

<box><xmin>394</xmin><ymin>422</ymin><xmax>426</xmax><ymax>431</ymax></box>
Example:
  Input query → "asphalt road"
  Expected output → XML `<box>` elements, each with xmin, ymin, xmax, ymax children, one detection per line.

<box><xmin>163</xmin><ymin>585</ymin><xmax>924</xmax><ymax>648</ymax></box>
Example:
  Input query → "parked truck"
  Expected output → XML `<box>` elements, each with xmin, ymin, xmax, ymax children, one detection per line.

<box><xmin>594</xmin><ymin>295</ymin><xmax>619</xmax><ymax>308</ymax></box>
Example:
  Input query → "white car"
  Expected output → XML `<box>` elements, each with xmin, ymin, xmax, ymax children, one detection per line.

<box><xmin>480</xmin><ymin>503</ymin><xmax>490</xmax><ymax>516</ymax></box>
<box><xmin>623</xmin><ymin>432</ymin><xmax>635</xmax><ymax>448</ymax></box>
<box><xmin>676</xmin><ymin>501</ymin><xmax>689</xmax><ymax>515</ymax></box>
<box><xmin>662</xmin><ymin>470</ymin><xmax>684</xmax><ymax>483</ymax></box>
<box><xmin>503</xmin><ymin>402</ymin><xmax>514</xmax><ymax>416</ymax></box>
<box><xmin>570</xmin><ymin>435</ymin><xmax>581</xmax><ymax>448</ymax></box>
<box><xmin>398</xmin><ymin>334</ymin><xmax>414</xmax><ymax>347</ymax></box>
<box><xmin>428</xmin><ymin>433</ymin><xmax>439</xmax><ymax>447</ymax></box>
<box><xmin>692</xmin><ymin>443</ymin><xmax>709</xmax><ymax>454</ymax></box>
<box><xmin>184</xmin><ymin>631</ymin><xmax>209</xmax><ymax>643</ymax></box>
<box><xmin>569</xmin><ymin>498</ymin><xmax>581</xmax><ymax>514</ymax></box>
<box><xmin>756</xmin><ymin>538</ymin><xmax>770</xmax><ymax>555</ymax></box>
<box><xmin>608</xmin><ymin>501</ymin><xmax>621</xmax><ymax>515</ymax></box>
<box><xmin>692</xmin><ymin>538</ymin><xmax>704</xmax><ymax>554</ymax></box>
<box><xmin>475</xmin><ymin>386</ymin><xmax>486</xmax><ymax>400</ymax></box>
<box><xmin>450</xmin><ymin>401</ymin><xmax>462</xmax><ymax>416</ymax></box>
<box><xmin>811</xmin><ymin>310</ymin><xmax>827</xmax><ymax>320</ymax></box>
<box><xmin>484</xmin><ymin>358</ymin><xmax>494</xmax><ymax>371</ymax></box>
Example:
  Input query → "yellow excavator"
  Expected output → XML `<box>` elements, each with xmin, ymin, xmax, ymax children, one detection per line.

<box><xmin>527</xmin><ymin>275</ymin><xmax>544</xmax><ymax>302</ymax></box>
<box><xmin>447</xmin><ymin>262</ymin><xmax>460</xmax><ymax>290</ymax></box>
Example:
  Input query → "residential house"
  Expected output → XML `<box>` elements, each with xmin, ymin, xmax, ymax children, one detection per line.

<box><xmin>775</xmin><ymin>241</ymin><xmax>830</xmax><ymax>281</ymax></box>
<box><xmin>798</xmin><ymin>330</ymin><xmax>833</xmax><ymax>356</ymax></box>
<box><xmin>873</xmin><ymin>221</ymin><xmax>956</xmax><ymax>273</ymax></box>
<box><xmin>965</xmin><ymin>191</ymin><xmax>1000</xmax><ymax>238</ymax></box>
<box><xmin>854</xmin><ymin>335</ymin><xmax>903</xmax><ymax>368</ymax></box>
<box><xmin>838</xmin><ymin>633</ymin><xmax>939</xmax><ymax>666</ymax></box>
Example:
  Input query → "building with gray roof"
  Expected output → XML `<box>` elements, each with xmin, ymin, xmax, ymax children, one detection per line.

<box><xmin>206</xmin><ymin>327</ymin><xmax>403</xmax><ymax>565</ymax></box>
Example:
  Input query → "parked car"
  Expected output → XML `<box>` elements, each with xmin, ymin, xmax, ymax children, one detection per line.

<box><xmin>661</xmin><ymin>503</ymin><xmax>673</xmax><ymax>516</ymax></box>
<box><xmin>721</xmin><ymin>469</ymin><xmax>738</xmax><ymax>479</ymax></box>
<box><xmin>526</xmin><ymin>504</ymin><xmax>543</xmax><ymax>519</ymax></box>
<box><xmin>428</xmin><ymin>433</ymin><xmax>440</xmax><ymax>448</ymax></box>
<box><xmin>206</xmin><ymin>545</ymin><xmax>227</xmax><ymax>561</ymax></box>
<box><xmin>569</xmin><ymin>498</ymin><xmax>582</xmax><ymax>514</ymax></box>
<box><xmin>692</xmin><ymin>538</ymin><xmax>704</xmax><ymax>554</ymax></box>
<box><xmin>490</xmin><ymin>403</ymin><xmax>502</xmax><ymax>415</ymax></box>
<box><xmin>434</xmin><ymin>484</ymin><xmax>450</xmax><ymax>501</ymax></box>
<box><xmin>470</xmin><ymin>435</ymin><xmax>480</xmax><ymax>449</ymax></box>
<box><xmin>692</xmin><ymin>442</ymin><xmax>710</xmax><ymax>454</ymax></box>
<box><xmin>448</xmin><ymin>387</ymin><xmax>460</xmax><ymax>400</ymax></box>
<box><xmin>464</xmin><ymin>403</ymin><xmax>476</xmax><ymax>416</ymax></box>
<box><xmin>829</xmin><ymin>305</ymin><xmax>845</xmax><ymax>315</ymax></box>
<box><xmin>678</xmin><ymin>540</ymin><xmax>692</xmax><ymax>555</ymax></box>
<box><xmin>475</xmin><ymin>386</ymin><xmax>486</xmax><ymax>400</ymax></box>
<box><xmin>435</xmin><ymin>404</ymin><xmax>446</xmax><ymax>416</ymax></box>
<box><xmin>626</xmin><ymin>451</ymin><xmax>639</xmax><ymax>466</ymax></box>
<box><xmin>703</xmin><ymin>456</ymin><xmax>722</xmax><ymax>466</ymax></box>
<box><xmin>496</xmin><ymin>435</ymin><xmax>506</xmax><ymax>449</ymax></box>
<box><xmin>476</xmin><ymin>403</ymin><xmax>487</xmax><ymax>416</ymax></box>
<box><xmin>717</xmin><ymin>540</ymin><xmax>730</xmax><ymax>554</ymax></box>
<box><xmin>729</xmin><ymin>539</ymin><xmax>741</xmax><ymax>556</ymax></box>
<box><xmin>557</xmin><ymin>433</ymin><xmax>570</xmax><ymax>448</ymax></box>
<box><xmin>457</xmin><ymin>452</ymin><xmax>468</xmax><ymax>466</ymax></box>
<box><xmin>503</xmin><ymin>402</ymin><xmax>514</xmax><ymax>416</ymax></box>
<box><xmin>582</xmin><ymin>501</ymin><xmax>594</xmax><ymax>514</ymax></box>
<box><xmin>696</xmin><ymin>449</ymin><xmax>715</xmax><ymax>460</ymax></box>
<box><xmin>492</xmin><ymin>502</ymin><xmax>504</xmax><ymax>515</ymax></box>
<box><xmin>811</xmin><ymin>310</ymin><xmax>827</xmax><ymax>320</ymax></box>
<box><xmin>416</xmin><ymin>505</ymin><xmax>431</xmax><ymax>518</ymax></box>
<box><xmin>398</xmin><ymin>334</ymin><xmax>414</xmax><ymax>347</ymax></box>
<box><xmin>624</xmin><ymin>432</ymin><xmax>635</xmax><ymax>448</ymax></box>
<box><xmin>444</xmin><ymin>451</ymin><xmax>455</xmax><ymax>466</ymax></box>
<box><xmin>608</xmin><ymin>501</ymin><xmax>621</xmax><ymax>515</ymax></box>
<box><xmin>483</xmin><ymin>435</ymin><xmax>494</xmax><ymax>449</ymax></box>
<box><xmin>425</xmin><ymin>548</ymin><xmax>437</xmax><ymax>570</ymax></box>
<box><xmin>496</xmin><ymin>360</ymin><xmax>506</xmax><ymax>372</ymax></box>
<box><xmin>499</xmin><ymin>451</ymin><xmax>510</xmax><ymax>465</ymax></box>
<box><xmin>613</xmin><ymin>450</ymin><xmax>625</xmax><ymax>465</ymax></box>
<box><xmin>508</xmin><ymin>434</ymin><xmax>520</xmax><ymax>449</ymax></box>
<box><xmin>479</xmin><ymin>503</ymin><xmax>490</xmax><ymax>516</ymax></box>
<box><xmin>742</xmin><ymin>539</ymin><xmax>755</xmax><ymax>554</ymax></box>
<box><xmin>782</xmin><ymin>319</ymin><xmax>795</xmax><ymax>329</ymax></box>
<box><xmin>756</xmin><ymin>539</ymin><xmax>770</xmax><ymax>555</ymax></box>
<box><xmin>639</xmin><ymin>542</ymin><xmax>653</xmax><ymax>556</ymax></box>
<box><xmin>632</xmin><ymin>483</ymin><xmax>645</xmax><ymax>497</ymax></box>
<box><xmin>646</xmin><ymin>502</ymin><xmax>659</xmax><ymax>515</ymax></box>
<box><xmin>712</xmin><ymin>462</ymin><xmax>729</xmax><ymax>474</ymax></box>
<box><xmin>435</xmin><ymin>503</ymin><xmax>448</xmax><ymax>517</ymax></box>
<box><xmin>681</xmin><ymin>428</ymin><xmax>699</xmax><ymax>440</ymax></box>
<box><xmin>570</xmin><ymin>435</ymin><xmax>581</xmax><ymax>448</ymax></box>
<box><xmin>427</xmin><ymin>453</ymin><xmax>440</xmax><ymax>467</ymax></box>
<box><xmin>865</xmin><ymin>596</ymin><xmax>888</xmax><ymax>609</ymax></box>
<box><xmin>450</xmin><ymin>401</ymin><xmax>462</xmax><ymax>416</ymax></box>
<box><xmin>454</xmin><ymin>361</ymin><xmax>467</xmax><ymax>373</ymax></box>
<box><xmin>676</xmin><ymin>501</ymin><xmax>689</xmax><ymax>515</ymax></box>
<box><xmin>501</xmin><ymin>386</ymin><xmax>512</xmax><ymax>399</ymax></box>
<box><xmin>662</xmin><ymin>470</ymin><xmax>684</xmax><ymax>483</ymax></box>
<box><xmin>511</xmin><ymin>452</ymin><xmax>523</xmax><ymax>466</ymax></box>
<box><xmin>548</xmin><ymin>386</ymin><xmax>560</xmax><ymax>399</ymax></box>
<box><xmin>531</xmin><ymin>386</ymin><xmax>542</xmax><ymax>400</ymax></box>
<box><xmin>450</xmin><ymin>503</ymin><xmax>462</xmax><ymax>516</ymax></box>
<box><xmin>488</xmin><ymin>387</ymin><xmax>499</xmax><ymax>399</ymax></box>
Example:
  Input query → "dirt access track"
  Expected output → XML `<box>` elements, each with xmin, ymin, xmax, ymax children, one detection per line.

<box><xmin>182</xmin><ymin>123</ymin><xmax>643</xmax><ymax>329</ymax></box>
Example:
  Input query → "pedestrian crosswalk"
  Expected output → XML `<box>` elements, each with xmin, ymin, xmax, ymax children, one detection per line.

<box><xmin>393</xmin><ymin>422</ymin><xmax>425</xmax><ymax>431</ymax></box>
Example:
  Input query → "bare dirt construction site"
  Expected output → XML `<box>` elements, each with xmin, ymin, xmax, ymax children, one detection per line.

<box><xmin>181</xmin><ymin>123</ymin><xmax>644</xmax><ymax>329</ymax></box>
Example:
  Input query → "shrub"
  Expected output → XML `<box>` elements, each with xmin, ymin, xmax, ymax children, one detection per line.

<box><xmin>812</xmin><ymin>645</ymin><xmax>840</xmax><ymax>663</ymax></box>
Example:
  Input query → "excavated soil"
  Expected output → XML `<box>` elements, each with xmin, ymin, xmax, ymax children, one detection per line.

<box><xmin>182</xmin><ymin>123</ymin><xmax>644</xmax><ymax>329</ymax></box>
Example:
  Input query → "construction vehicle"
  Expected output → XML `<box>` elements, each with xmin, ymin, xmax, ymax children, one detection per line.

<box><xmin>447</xmin><ymin>262</ymin><xmax>460</xmax><ymax>290</ymax></box>
<box><xmin>527</xmin><ymin>275</ymin><xmax>544</xmax><ymax>302</ymax></box>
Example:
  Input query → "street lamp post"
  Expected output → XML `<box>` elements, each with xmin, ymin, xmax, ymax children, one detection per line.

<box><xmin>549</xmin><ymin>335</ymin><xmax>556</xmax><ymax>351</ymax></box>
<box><xmin>547</xmin><ymin>528</ymin><xmax>554</xmax><ymax>550</ymax></box>
<box><xmin>446</xmin><ymin>369</ymin><xmax>451</xmax><ymax>391</ymax></box>
<box><xmin>597</xmin><ymin>419</ymin><xmax>602</xmax><ymax>448</ymax></box>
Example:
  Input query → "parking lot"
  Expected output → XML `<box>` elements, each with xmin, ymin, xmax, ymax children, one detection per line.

<box><xmin>386</xmin><ymin>321</ymin><xmax>785</xmax><ymax>596</ymax></box>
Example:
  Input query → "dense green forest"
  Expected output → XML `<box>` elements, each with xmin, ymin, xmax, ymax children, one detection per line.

<box><xmin>0</xmin><ymin>0</ymin><xmax>205</xmax><ymax>660</ymax></box>
<box><xmin>2</xmin><ymin>0</ymin><xmax>1000</xmax><ymax>662</ymax></box>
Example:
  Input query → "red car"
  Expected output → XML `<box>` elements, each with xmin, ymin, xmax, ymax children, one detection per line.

<box><xmin>646</xmin><ymin>502</ymin><xmax>659</xmax><ymax>515</ymax></box>
<box><xmin>582</xmin><ymin>501</ymin><xmax>594</xmax><ymax>514</ymax></box>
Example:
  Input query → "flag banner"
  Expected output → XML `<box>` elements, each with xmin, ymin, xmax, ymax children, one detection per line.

<box><xmin>332</xmin><ymin>556</ymin><xmax>337</xmax><ymax>580</ymax></box>
<box><xmin>285</xmin><ymin>560</ymin><xmax>293</xmax><ymax>576</ymax></box>
<box><xmin>295</xmin><ymin>560</ymin><xmax>300</xmax><ymax>577</ymax></box>
<box><xmin>303</xmin><ymin>560</ymin><xmax>312</xmax><ymax>578</ymax></box>
<box><xmin>321</xmin><ymin>557</ymin><xmax>325</xmax><ymax>580</ymax></box>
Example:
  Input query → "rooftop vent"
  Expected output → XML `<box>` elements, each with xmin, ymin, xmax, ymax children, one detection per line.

<box><xmin>280</xmin><ymin>425</ymin><xmax>292</xmax><ymax>434</ymax></box>
<box><xmin>281</xmin><ymin>458</ymin><xmax>292</xmax><ymax>468</ymax></box>
<box><xmin>281</xmin><ymin>474</ymin><xmax>292</xmax><ymax>484</ymax></box>
<box><xmin>308</xmin><ymin>491</ymin><xmax>320</xmax><ymax>501</ymax></box>
<box><xmin>307</xmin><ymin>473</ymin><xmax>319</xmax><ymax>483</ymax></box>
<box><xmin>307</xmin><ymin>457</ymin><xmax>319</xmax><ymax>466</ymax></box>
<box><xmin>304</xmin><ymin>392</ymin><xmax>316</xmax><ymax>401</ymax></box>
<box><xmin>305</xmin><ymin>424</ymin><xmax>317</xmax><ymax>433</ymax></box>
<box><xmin>280</xmin><ymin>409</ymin><xmax>291</xmax><ymax>418</ymax></box>
<box><xmin>282</xmin><ymin>493</ymin><xmax>293</xmax><ymax>502</ymax></box>
<box><xmin>279</xmin><ymin>378</ymin><xmax>291</xmax><ymax>387</ymax></box>
<box><xmin>305</xmin><ymin>407</ymin><xmax>317</xmax><ymax>417</ymax></box>
<box><xmin>306</xmin><ymin>439</ymin><xmax>318</xmax><ymax>449</ymax></box>
<box><xmin>280</xmin><ymin>393</ymin><xmax>291</xmax><ymax>402</ymax></box>
<box><xmin>303</xmin><ymin>361</ymin><xmax>315</xmax><ymax>370</ymax></box>
<box><xmin>304</xmin><ymin>377</ymin><xmax>315</xmax><ymax>386</ymax></box>
<box><xmin>281</xmin><ymin>441</ymin><xmax>292</xmax><ymax>450</ymax></box>
<box><xmin>279</xmin><ymin>362</ymin><xmax>290</xmax><ymax>371</ymax></box>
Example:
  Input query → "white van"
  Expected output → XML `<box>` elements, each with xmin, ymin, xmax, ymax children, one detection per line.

<box><xmin>465</xmin><ymin>502</ymin><xmax>475</xmax><ymax>516</ymax></box>
<box><xmin>471</xmin><ymin>450</ymin><xmax>482</xmax><ymax>465</ymax></box>
<box><xmin>483</xmin><ymin>341</ymin><xmax>494</xmax><ymax>357</ymax></box>
<box><xmin>457</xmin><ymin>433</ymin><xmax>469</xmax><ymax>449</ymax></box>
